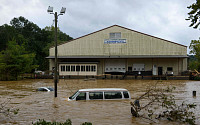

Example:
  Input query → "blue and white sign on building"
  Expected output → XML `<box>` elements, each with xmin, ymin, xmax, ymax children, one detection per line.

<box><xmin>104</xmin><ymin>39</ymin><xmax>126</xmax><ymax>44</ymax></box>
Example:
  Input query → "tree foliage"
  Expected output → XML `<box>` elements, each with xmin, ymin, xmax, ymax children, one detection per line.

<box><xmin>187</xmin><ymin>1</ymin><xmax>200</xmax><ymax>71</ymax></box>
<box><xmin>0</xmin><ymin>40</ymin><xmax>37</xmax><ymax>80</ymax></box>
<box><xmin>0</xmin><ymin>16</ymin><xmax>73</xmax><ymax>73</ymax></box>
<box><xmin>186</xmin><ymin>0</ymin><xmax>200</xmax><ymax>29</ymax></box>
<box><xmin>189</xmin><ymin>40</ymin><xmax>200</xmax><ymax>70</ymax></box>
<box><xmin>131</xmin><ymin>82</ymin><xmax>196</xmax><ymax>125</ymax></box>
<box><xmin>188</xmin><ymin>55</ymin><xmax>198</xmax><ymax>70</ymax></box>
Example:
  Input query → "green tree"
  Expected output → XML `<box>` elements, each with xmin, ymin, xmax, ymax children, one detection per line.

<box><xmin>0</xmin><ymin>24</ymin><xmax>24</xmax><ymax>51</ymax></box>
<box><xmin>0</xmin><ymin>40</ymin><xmax>38</xmax><ymax>80</ymax></box>
<box><xmin>0</xmin><ymin>16</ymin><xmax>73</xmax><ymax>71</ymax></box>
<box><xmin>42</xmin><ymin>26</ymin><xmax>73</xmax><ymax>55</ymax></box>
<box><xmin>189</xmin><ymin>41</ymin><xmax>200</xmax><ymax>70</ymax></box>
<box><xmin>187</xmin><ymin>0</ymin><xmax>200</xmax><ymax>70</ymax></box>
<box><xmin>186</xmin><ymin>0</ymin><xmax>200</xmax><ymax>29</ymax></box>
<box><xmin>188</xmin><ymin>55</ymin><xmax>198</xmax><ymax>70</ymax></box>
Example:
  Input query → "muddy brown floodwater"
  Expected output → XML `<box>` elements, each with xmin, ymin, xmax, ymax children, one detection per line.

<box><xmin>0</xmin><ymin>79</ymin><xmax>199</xmax><ymax>125</ymax></box>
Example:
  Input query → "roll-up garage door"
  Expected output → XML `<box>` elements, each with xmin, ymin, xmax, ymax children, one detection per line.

<box><xmin>105</xmin><ymin>59</ymin><xmax>126</xmax><ymax>73</ymax></box>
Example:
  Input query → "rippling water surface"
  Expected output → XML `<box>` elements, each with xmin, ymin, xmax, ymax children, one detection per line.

<box><xmin>0</xmin><ymin>79</ymin><xmax>199</xmax><ymax>125</ymax></box>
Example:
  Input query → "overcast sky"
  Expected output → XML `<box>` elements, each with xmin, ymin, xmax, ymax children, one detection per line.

<box><xmin>0</xmin><ymin>0</ymin><xmax>199</xmax><ymax>52</ymax></box>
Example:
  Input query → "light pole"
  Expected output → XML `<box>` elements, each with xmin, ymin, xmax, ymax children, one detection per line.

<box><xmin>47</xmin><ymin>6</ymin><xmax>66</xmax><ymax>97</ymax></box>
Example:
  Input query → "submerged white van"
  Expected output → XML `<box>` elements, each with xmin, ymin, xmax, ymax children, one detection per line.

<box><xmin>68</xmin><ymin>88</ymin><xmax>131</xmax><ymax>101</ymax></box>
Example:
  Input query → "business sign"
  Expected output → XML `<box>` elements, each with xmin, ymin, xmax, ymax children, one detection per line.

<box><xmin>104</xmin><ymin>39</ymin><xmax>126</xmax><ymax>44</ymax></box>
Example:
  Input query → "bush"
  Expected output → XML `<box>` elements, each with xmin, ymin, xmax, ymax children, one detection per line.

<box><xmin>32</xmin><ymin>119</ymin><xmax>72</xmax><ymax>125</ymax></box>
<box><xmin>194</xmin><ymin>76</ymin><xmax>200</xmax><ymax>81</ymax></box>
<box><xmin>32</xmin><ymin>119</ymin><xmax>92</xmax><ymax>125</ymax></box>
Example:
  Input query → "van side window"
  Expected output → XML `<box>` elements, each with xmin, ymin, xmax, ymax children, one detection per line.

<box><xmin>89</xmin><ymin>92</ymin><xmax>103</xmax><ymax>100</ymax></box>
<box><xmin>123</xmin><ymin>91</ymin><xmax>129</xmax><ymax>98</ymax></box>
<box><xmin>104</xmin><ymin>91</ymin><xmax>122</xmax><ymax>99</ymax></box>
<box><xmin>76</xmin><ymin>92</ymin><xmax>86</xmax><ymax>100</ymax></box>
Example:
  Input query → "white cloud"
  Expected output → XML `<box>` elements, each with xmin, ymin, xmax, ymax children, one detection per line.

<box><xmin>0</xmin><ymin>0</ymin><xmax>199</xmax><ymax>52</ymax></box>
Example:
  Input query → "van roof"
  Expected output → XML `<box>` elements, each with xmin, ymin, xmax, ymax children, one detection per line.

<box><xmin>79</xmin><ymin>88</ymin><xmax>128</xmax><ymax>92</ymax></box>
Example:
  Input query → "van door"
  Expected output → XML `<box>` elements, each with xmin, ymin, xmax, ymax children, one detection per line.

<box><xmin>76</xmin><ymin>92</ymin><xmax>86</xmax><ymax>100</ymax></box>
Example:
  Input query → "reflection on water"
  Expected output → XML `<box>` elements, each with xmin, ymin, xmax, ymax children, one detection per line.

<box><xmin>0</xmin><ymin>79</ymin><xmax>199</xmax><ymax>125</ymax></box>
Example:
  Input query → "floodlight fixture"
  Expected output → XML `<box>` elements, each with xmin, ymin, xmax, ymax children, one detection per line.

<box><xmin>47</xmin><ymin>6</ymin><xmax>53</xmax><ymax>13</ymax></box>
<box><xmin>60</xmin><ymin>7</ymin><xmax>66</xmax><ymax>14</ymax></box>
<box><xmin>47</xmin><ymin>6</ymin><xmax>66</xmax><ymax>98</ymax></box>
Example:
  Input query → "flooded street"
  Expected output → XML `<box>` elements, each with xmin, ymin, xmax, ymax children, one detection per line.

<box><xmin>0</xmin><ymin>79</ymin><xmax>199</xmax><ymax>125</ymax></box>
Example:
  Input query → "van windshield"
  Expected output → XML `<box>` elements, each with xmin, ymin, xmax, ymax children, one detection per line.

<box><xmin>69</xmin><ymin>91</ymin><xmax>79</xmax><ymax>99</ymax></box>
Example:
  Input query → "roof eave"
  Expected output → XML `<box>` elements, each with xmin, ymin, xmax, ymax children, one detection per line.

<box><xmin>46</xmin><ymin>55</ymin><xmax>188</xmax><ymax>59</ymax></box>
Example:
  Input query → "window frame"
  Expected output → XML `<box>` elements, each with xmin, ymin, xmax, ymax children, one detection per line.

<box><xmin>81</xmin><ymin>65</ymin><xmax>85</xmax><ymax>72</ymax></box>
<box><xmin>61</xmin><ymin>65</ymin><xmax>65</xmax><ymax>72</ymax></box>
<box><xmin>71</xmin><ymin>65</ymin><xmax>75</xmax><ymax>72</ymax></box>
<box><xmin>76</xmin><ymin>65</ymin><xmax>80</xmax><ymax>72</ymax></box>
<box><xmin>86</xmin><ymin>65</ymin><xmax>90</xmax><ymax>72</ymax></box>
<box><xmin>104</xmin><ymin>91</ymin><xmax>122</xmax><ymax>99</ymax></box>
<box><xmin>89</xmin><ymin>92</ymin><xmax>103</xmax><ymax>100</ymax></box>
<box><xmin>66</xmin><ymin>65</ymin><xmax>70</xmax><ymax>72</ymax></box>
<box><xmin>110</xmin><ymin>32</ymin><xmax>121</xmax><ymax>39</ymax></box>
<box><xmin>123</xmin><ymin>91</ymin><xmax>129</xmax><ymax>99</ymax></box>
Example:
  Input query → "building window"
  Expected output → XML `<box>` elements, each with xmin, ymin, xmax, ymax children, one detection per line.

<box><xmin>76</xmin><ymin>65</ymin><xmax>80</xmax><ymax>72</ymax></box>
<box><xmin>86</xmin><ymin>65</ymin><xmax>90</xmax><ymax>72</ymax></box>
<box><xmin>167</xmin><ymin>67</ymin><xmax>173</xmax><ymax>71</ymax></box>
<box><xmin>61</xmin><ymin>65</ymin><xmax>65</xmax><ymax>72</ymax></box>
<box><xmin>71</xmin><ymin>65</ymin><xmax>75</xmax><ymax>72</ymax></box>
<box><xmin>66</xmin><ymin>65</ymin><xmax>70</xmax><ymax>72</ymax></box>
<box><xmin>110</xmin><ymin>33</ymin><xmax>121</xmax><ymax>39</ymax></box>
<box><xmin>59</xmin><ymin>64</ymin><xmax>97</xmax><ymax>74</ymax></box>
<box><xmin>81</xmin><ymin>65</ymin><xmax>85</xmax><ymax>71</ymax></box>
<box><xmin>91</xmin><ymin>65</ymin><xmax>96</xmax><ymax>72</ymax></box>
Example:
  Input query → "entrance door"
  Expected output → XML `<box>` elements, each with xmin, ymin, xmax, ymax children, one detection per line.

<box><xmin>158</xmin><ymin>67</ymin><xmax>163</xmax><ymax>75</ymax></box>
<box><xmin>128</xmin><ymin>67</ymin><xmax>132</xmax><ymax>72</ymax></box>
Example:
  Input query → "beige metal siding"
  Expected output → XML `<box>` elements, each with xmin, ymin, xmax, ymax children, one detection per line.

<box><xmin>50</xmin><ymin>26</ymin><xmax>186</xmax><ymax>56</ymax></box>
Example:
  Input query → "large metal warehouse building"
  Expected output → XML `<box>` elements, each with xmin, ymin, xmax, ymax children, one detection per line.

<box><xmin>47</xmin><ymin>25</ymin><xmax>187</xmax><ymax>76</ymax></box>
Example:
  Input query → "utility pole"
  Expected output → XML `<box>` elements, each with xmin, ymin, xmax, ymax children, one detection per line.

<box><xmin>54</xmin><ymin>12</ymin><xmax>58</xmax><ymax>97</ymax></box>
<box><xmin>48</xmin><ymin>6</ymin><xmax>66</xmax><ymax>97</ymax></box>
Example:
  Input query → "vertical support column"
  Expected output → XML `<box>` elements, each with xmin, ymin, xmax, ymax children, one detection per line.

<box><xmin>178</xmin><ymin>58</ymin><xmax>179</xmax><ymax>75</ymax></box>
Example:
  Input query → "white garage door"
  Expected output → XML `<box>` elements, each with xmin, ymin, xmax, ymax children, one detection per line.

<box><xmin>105</xmin><ymin>59</ymin><xmax>126</xmax><ymax>73</ymax></box>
